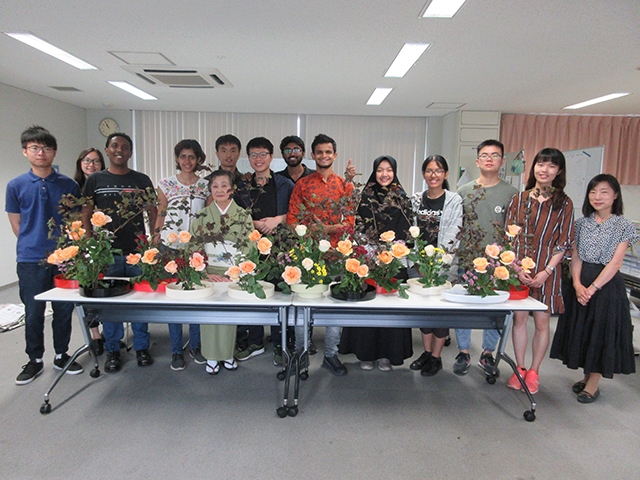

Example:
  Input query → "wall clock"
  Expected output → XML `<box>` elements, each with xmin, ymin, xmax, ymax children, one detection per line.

<box><xmin>99</xmin><ymin>118</ymin><xmax>119</xmax><ymax>137</ymax></box>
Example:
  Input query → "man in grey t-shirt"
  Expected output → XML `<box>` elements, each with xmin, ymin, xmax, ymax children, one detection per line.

<box><xmin>453</xmin><ymin>139</ymin><xmax>518</xmax><ymax>376</ymax></box>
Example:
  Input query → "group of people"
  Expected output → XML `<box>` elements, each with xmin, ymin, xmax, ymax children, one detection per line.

<box><xmin>7</xmin><ymin>126</ymin><xmax>638</xmax><ymax>404</ymax></box>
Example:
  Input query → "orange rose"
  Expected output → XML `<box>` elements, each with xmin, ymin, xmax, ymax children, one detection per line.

<box><xmin>225</xmin><ymin>265</ymin><xmax>242</xmax><ymax>281</ymax></box>
<box><xmin>71</xmin><ymin>220</ymin><xmax>83</xmax><ymax>231</ymax></box>
<box><xmin>249</xmin><ymin>230</ymin><xmax>262</xmax><ymax>242</ymax></box>
<box><xmin>473</xmin><ymin>257</ymin><xmax>489</xmax><ymax>273</ymax></box>
<box><xmin>126</xmin><ymin>253</ymin><xmax>142</xmax><ymax>265</ymax></box>
<box><xmin>257</xmin><ymin>237</ymin><xmax>273</xmax><ymax>255</ymax></box>
<box><xmin>282</xmin><ymin>266</ymin><xmax>302</xmax><ymax>285</ymax></box>
<box><xmin>506</xmin><ymin>224</ymin><xmax>522</xmax><ymax>237</ymax></box>
<box><xmin>67</xmin><ymin>220</ymin><xmax>86</xmax><ymax>241</ymax></box>
<box><xmin>356</xmin><ymin>264</ymin><xmax>369</xmax><ymax>278</ymax></box>
<box><xmin>485</xmin><ymin>244</ymin><xmax>501</xmax><ymax>259</ymax></box>
<box><xmin>380</xmin><ymin>230</ymin><xmax>395</xmax><ymax>243</ymax></box>
<box><xmin>47</xmin><ymin>251</ymin><xmax>63</xmax><ymax>265</ymax></box>
<box><xmin>90</xmin><ymin>211</ymin><xmax>111</xmax><ymax>228</ymax></box>
<box><xmin>499</xmin><ymin>250</ymin><xmax>516</xmax><ymax>265</ymax></box>
<box><xmin>521</xmin><ymin>257</ymin><xmax>536</xmax><ymax>273</ymax></box>
<box><xmin>494</xmin><ymin>265</ymin><xmax>510</xmax><ymax>281</ymax></box>
<box><xmin>189</xmin><ymin>252</ymin><xmax>206</xmax><ymax>271</ymax></box>
<box><xmin>178</xmin><ymin>231</ymin><xmax>192</xmax><ymax>243</ymax></box>
<box><xmin>166</xmin><ymin>232</ymin><xmax>179</xmax><ymax>244</ymax></box>
<box><xmin>345</xmin><ymin>258</ymin><xmax>360</xmax><ymax>273</ymax></box>
<box><xmin>58</xmin><ymin>246</ymin><xmax>79</xmax><ymax>261</ymax></box>
<box><xmin>391</xmin><ymin>242</ymin><xmax>410</xmax><ymax>259</ymax></box>
<box><xmin>239</xmin><ymin>260</ymin><xmax>256</xmax><ymax>274</ymax></box>
<box><xmin>378</xmin><ymin>251</ymin><xmax>393</xmax><ymax>265</ymax></box>
<box><xmin>336</xmin><ymin>239</ymin><xmax>353</xmax><ymax>256</ymax></box>
<box><xmin>141</xmin><ymin>248</ymin><xmax>159</xmax><ymax>265</ymax></box>
<box><xmin>164</xmin><ymin>260</ymin><xmax>178</xmax><ymax>274</ymax></box>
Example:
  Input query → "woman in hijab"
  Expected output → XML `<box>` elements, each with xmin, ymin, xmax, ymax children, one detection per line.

<box><xmin>339</xmin><ymin>155</ymin><xmax>413</xmax><ymax>371</ymax></box>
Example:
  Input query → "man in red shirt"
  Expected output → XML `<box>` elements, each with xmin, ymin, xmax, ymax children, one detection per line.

<box><xmin>287</xmin><ymin>133</ymin><xmax>356</xmax><ymax>375</ymax></box>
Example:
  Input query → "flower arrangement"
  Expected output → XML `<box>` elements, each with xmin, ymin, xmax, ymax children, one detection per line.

<box><xmin>461</xmin><ymin>225</ymin><xmax>535</xmax><ymax>297</ymax></box>
<box><xmin>225</xmin><ymin>229</ymin><xmax>276</xmax><ymax>299</ymax></box>
<box><xmin>162</xmin><ymin>230</ymin><xmax>208</xmax><ymax>290</ymax></box>
<box><xmin>125</xmin><ymin>234</ymin><xmax>174</xmax><ymax>291</ymax></box>
<box><xmin>329</xmin><ymin>237</ymin><xmax>372</xmax><ymax>295</ymax></box>
<box><xmin>403</xmin><ymin>226</ymin><xmax>454</xmax><ymax>289</ymax></box>
<box><xmin>369</xmin><ymin>230</ymin><xmax>410</xmax><ymax>297</ymax></box>
<box><xmin>279</xmin><ymin>224</ymin><xmax>332</xmax><ymax>292</ymax></box>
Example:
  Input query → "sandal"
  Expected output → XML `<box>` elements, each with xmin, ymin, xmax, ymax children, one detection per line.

<box><xmin>577</xmin><ymin>388</ymin><xmax>600</xmax><ymax>403</ymax></box>
<box><xmin>205</xmin><ymin>361</ymin><xmax>220</xmax><ymax>375</ymax></box>
<box><xmin>572</xmin><ymin>381</ymin><xmax>586</xmax><ymax>394</ymax></box>
<box><xmin>222</xmin><ymin>359</ymin><xmax>238</xmax><ymax>371</ymax></box>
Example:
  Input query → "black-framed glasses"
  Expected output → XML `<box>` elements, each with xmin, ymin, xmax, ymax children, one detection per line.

<box><xmin>424</xmin><ymin>169</ymin><xmax>445</xmax><ymax>176</ymax></box>
<box><xmin>82</xmin><ymin>158</ymin><xmax>101</xmax><ymax>165</ymax></box>
<box><xmin>283</xmin><ymin>148</ymin><xmax>302</xmax><ymax>155</ymax></box>
<box><xmin>249</xmin><ymin>152</ymin><xmax>270</xmax><ymax>160</ymax></box>
<box><xmin>27</xmin><ymin>145</ymin><xmax>55</xmax><ymax>154</ymax></box>
<box><xmin>478</xmin><ymin>153</ymin><xmax>503</xmax><ymax>160</ymax></box>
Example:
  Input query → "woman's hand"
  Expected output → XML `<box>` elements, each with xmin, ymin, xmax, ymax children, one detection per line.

<box><xmin>528</xmin><ymin>270</ymin><xmax>549</xmax><ymax>288</ymax></box>
<box><xmin>574</xmin><ymin>283</ymin><xmax>591</xmax><ymax>306</ymax></box>
<box><xmin>208</xmin><ymin>273</ymin><xmax>230</xmax><ymax>282</ymax></box>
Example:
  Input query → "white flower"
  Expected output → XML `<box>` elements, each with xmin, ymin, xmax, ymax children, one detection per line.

<box><xmin>318</xmin><ymin>239</ymin><xmax>331</xmax><ymax>252</ymax></box>
<box><xmin>409</xmin><ymin>226</ymin><xmax>420</xmax><ymax>238</ymax></box>
<box><xmin>295</xmin><ymin>225</ymin><xmax>308</xmax><ymax>236</ymax></box>
<box><xmin>301</xmin><ymin>258</ymin><xmax>314</xmax><ymax>271</ymax></box>
<box><xmin>424</xmin><ymin>245</ymin><xmax>435</xmax><ymax>257</ymax></box>
<box><xmin>442</xmin><ymin>253</ymin><xmax>453</xmax><ymax>264</ymax></box>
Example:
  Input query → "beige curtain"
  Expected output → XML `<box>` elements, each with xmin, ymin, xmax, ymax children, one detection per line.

<box><xmin>501</xmin><ymin>114</ymin><xmax>640</xmax><ymax>185</ymax></box>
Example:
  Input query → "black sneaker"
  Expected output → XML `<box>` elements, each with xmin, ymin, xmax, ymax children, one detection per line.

<box><xmin>478</xmin><ymin>352</ymin><xmax>500</xmax><ymax>376</ymax></box>
<box><xmin>322</xmin><ymin>355</ymin><xmax>348</xmax><ymax>376</ymax></box>
<box><xmin>136</xmin><ymin>349</ymin><xmax>153</xmax><ymax>367</ymax></box>
<box><xmin>104</xmin><ymin>351</ymin><xmax>121</xmax><ymax>373</ymax></box>
<box><xmin>189</xmin><ymin>348</ymin><xmax>206</xmax><ymax>365</ymax></box>
<box><xmin>53</xmin><ymin>353</ymin><xmax>84</xmax><ymax>375</ymax></box>
<box><xmin>409</xmin><ymin>351</ymin><xmax>432</xmax><ymax>371</ymax></box>
<box><xmin>452</xmin><ymin>352</ymin><xmax>471</xmax><ymax>375</ymax></box>
<box><xmin>171</xmin><ymin>353</ymin><xmax>185</xmax><ymax>371</ymax></box>
<box><xmin>308</xmin><ymin>340</ymin><xmax>318</xmax><ymax>355</ymax></box>
<box><xmin>273</xmin><ymin>346</ymin><xmax>283</xmax><ymax>366</ymax></box>
<box><xmin>15</xmin><ymin>359</ymin><xmax>44</xmax><ymax>385</ymax></box>
<box><xmin>235</xmin><ymin>343</ymin><xmax>265</xmax><ymax>361</ymax></box>
<box><xmin>421</xmin><ymin>355</ymin><xmax>443</xmax><ymax>377</ymax></box>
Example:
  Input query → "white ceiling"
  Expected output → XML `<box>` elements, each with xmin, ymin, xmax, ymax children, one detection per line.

<box><xmin>1</xmin><ymin>0</ymin><xmax>639</xmax><ymax>117</ymax></box>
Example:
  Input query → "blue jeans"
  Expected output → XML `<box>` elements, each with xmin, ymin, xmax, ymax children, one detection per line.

<box><xmin>168</xmin><ymin>324</ymin><xmax>201</xmax><ymax>354</ymax></box>
<box><xmin>18</xmin><ymin>262</ymin><xmax>74</xmax><ymax>360</ymax></box>
<box><xmin>102</xmin><ymin>256</ymin><xmax>149</xmax><ymax>352</ymax></box>
<box><xmin>454</xmin><ymin>328</ymin><xmax>500</xmax><ymax>352</ymax></box>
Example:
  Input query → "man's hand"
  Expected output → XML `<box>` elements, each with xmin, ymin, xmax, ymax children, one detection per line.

<box><xmin>344</xmin><ymin>158</ymin><xmax>357</xmax><ymax>182</ymax></box>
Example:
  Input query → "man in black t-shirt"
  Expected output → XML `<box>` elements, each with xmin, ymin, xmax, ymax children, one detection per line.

<box><xmin>82</xmin><ymin>133</ymin><xmax>157</xmax><ymax>373</ymax></box>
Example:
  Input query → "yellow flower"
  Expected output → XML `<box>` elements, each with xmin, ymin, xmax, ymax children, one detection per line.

<box><xmin>499</xmin><ymin>250</ymin><xmax>516</xmax><ymax>265</ymax></box>
<box><xmin>494</xmin><ymin>265</ymin><xmax>510</xmax><ymax>280</ymax></box>
<box><xmin>473</xmin><ymin>257</ymin><xmax>489</xmax><ymax>273</ymax></box>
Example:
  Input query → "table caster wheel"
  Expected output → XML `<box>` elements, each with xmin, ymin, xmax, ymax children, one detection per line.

<box><xmin>276</xmin><ymin>407</ymin><xmax>288</xmax><ymax>418</ymax></box>
<box><xmin>523</xmin><ymin>410</ymin><xmax>536</xmax><ymax>422</ymax></box>
<box><xmin>485</xmin><ymin>375</ymin><xmax>496</xmax><ymax>385</ymax></box>
<box><xmin>444</xmin><ymin>335</ymin><xmax>451</xmax><ymax>347</ymax></box>
<box><xmin>90</xmin><ymin>368</ymin><xmax>100</xmax><ymax>378</ymax></box>
<box><xmin>300</xmin><ymin>372</ymin><xmax>308</xmax><ymax>381</ymax></box>
<box><xmin>277</xmin><ymin>371</ymin><xmax>286</xmax><ymax>381</ymax></box>
<box><xmin>288</xmin><ymin>406</ymin><xmax>298</xmax><ymax>417</ymax></box>
<box><xmin>40</xmin><ymin>402</ymin><xmax>51</xmax><ymax>415</ymax></box>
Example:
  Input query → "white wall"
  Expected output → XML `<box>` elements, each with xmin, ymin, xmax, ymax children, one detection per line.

<box><xmin>85</xmin><ymin>109</ymin><xmax>133</xmax><ymax>162</ymax></box>
<box><xmin>621</xmin><ymin>185</ymin><xmax>640</xmax><ymax>222</ymax></box>
<box><xmin>0</xmin><ymin>83</ymin><xmax>86</xmax><ymax>286</ymax></box>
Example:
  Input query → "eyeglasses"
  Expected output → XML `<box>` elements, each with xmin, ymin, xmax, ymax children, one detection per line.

<box><xmin>283</xmin><ymin>148</ymin><xmax>302</xmax><ymax>155</ymax></box>
<box><xmin>478</xmin><ymin>153</ymin><xmax>503</xmax><ymax>160</ymax></box>
<box><xmin>424</xmin><ymin>169</ymin><xmax>445</xmax><ymax>176</ymax></box>
<box><xmin>82</xmin><ymin>158</ymin><xmax>101</xmax><ymax>165</ymax></box>
<box><xmin>249</xmin><ymin>152</ymin><xmax>270</xmax><ymax>160</ymax></box>
<box><xmin>27</xmin><ymin>145</ymin><xmax>55</xmax><ymax>154</ymax></box>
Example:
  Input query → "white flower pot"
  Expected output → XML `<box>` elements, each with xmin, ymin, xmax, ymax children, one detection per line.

<box><xmin>165</xmin><ymin>281</ymin><xmax>214</xmax><ymax>299</ymax></box>
<box><xmin>406</xmin><ymin>278</ymin><xmax>451</xmax><ymax>296</ymax></box>
<box><xmin>227</xmin><ymin>281</ymin><xmax>275</xmax><ymax>300</ymax></box>
<box><xmin>290</xmin><ymin>283</ymin><xmax>329</xmax><ymax>299</ymax></box>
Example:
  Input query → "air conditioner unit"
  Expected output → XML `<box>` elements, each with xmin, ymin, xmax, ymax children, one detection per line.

<box><xmin>122</xmin><ymin>66</ymin><xmax>232</xmax><ymax>88</ymax></box>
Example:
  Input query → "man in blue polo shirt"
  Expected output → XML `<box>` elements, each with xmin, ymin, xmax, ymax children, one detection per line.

<box><xmin>6</xmin><ymin>126</ymin><xmax>83</xmax><ymax>385</ymax></box>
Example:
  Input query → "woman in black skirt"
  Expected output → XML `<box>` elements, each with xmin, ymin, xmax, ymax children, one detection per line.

<box><xmin>550</xmin><ymin>174</ymin><xmax>639</xmax><ymax>403</ymax></box>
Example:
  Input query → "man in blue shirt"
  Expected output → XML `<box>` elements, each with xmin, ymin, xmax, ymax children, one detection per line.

<box><xmin>5</xmin><ymin>126</ymin><xmax>83</xmax><ymax>385</ymax></box>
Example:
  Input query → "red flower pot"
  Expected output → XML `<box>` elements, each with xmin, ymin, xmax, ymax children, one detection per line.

<box><xmin>509</xmin><ymin>285</ymin><xmax>529</xmax><ymax>300</ymax></box>
<box><xmin>133</xmin><ymin>279</ymin><xmax>177</xmax><ymax>293</ymax></box>
<box><xmin>365</xmin><ymin>278</ymin><xmax>398</xmax><ymax>294</ymax></box>
<box><xmin>54</xmin><ymin>274</ymin><xmax>79</xmax><ymax>289</ymax></box>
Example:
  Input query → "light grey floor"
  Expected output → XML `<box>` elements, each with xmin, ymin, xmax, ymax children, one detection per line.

<box><xmin>1</xmin><ymin>283</ymin><xmax>639</xmax><ymax>480</ymax></box>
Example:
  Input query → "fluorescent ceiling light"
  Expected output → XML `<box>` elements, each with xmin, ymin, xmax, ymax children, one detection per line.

<box><xmin>4</xmin><ymin>32</ymin><xmax>97</xmax><ymax>70</ymax></box>
<box><xmin>563</xmin><ymin>93</ymin><xmax>630</xmax><ymax>110</ymax></box>
<box><xmin>421</xmin><ymin>0</ymin><xmax>467</xmax><ymax>18</ymax></box>
<box><xmin>108</xmin><ymin>81</ymin><xmax>157</xmax><ymax>100</ymax></box>
<box><xmin>384</xmin><ymin>43</ymin><xmax>430</xmax><ymax>78</ymax></box>
<box><xmin>367</xmin><ymin>88</ymin><xmax>393</xmax><ymax>105</ymax></box>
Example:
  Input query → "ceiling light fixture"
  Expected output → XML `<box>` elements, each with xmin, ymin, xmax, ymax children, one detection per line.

<box><xmin>421</xmin><ymin>0</ymin><xmax>467</xmax><ymax>18</ymax></box>
<box><xmin>384</xmin><ymin>43</ymin><xmax>430</xmax><ymax>78</ymax></box>
<box><xmin>563</xmin><ymin>92</ymin><xmax>630</xmax><ymax>110</ymax></box>
<box><xmin>108</xmin><ymin>81</ymin><xmax>157</xmax><ymax>100</ymax></box>
<box><xmin>4</xmin><ymin>32</ymin><xmax>97</xmax><ymax>70</ymax></box>
<box><xmin>366</xmin><ymin>88</ymin><xmax>393</xmax><ymax>105</ymax></box>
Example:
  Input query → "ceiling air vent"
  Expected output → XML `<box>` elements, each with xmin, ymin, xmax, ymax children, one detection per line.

<box><xmin>122</xmin><ymin>67</ymin><xmax>232</xmax><ymax>88</ymax></box>
<box><xmin>50</xmin><ymin>86</ymin><xmax>82</xmax><ymax>92</ymax></box>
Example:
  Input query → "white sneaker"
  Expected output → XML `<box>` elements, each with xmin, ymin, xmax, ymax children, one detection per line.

<box><xmin>360</xmin><ymin>361</ymin><xmax>374</xmax><ymax>370</ymax></box>
<box><xmin>378</xmin><ymin>358</ymin><xmax>392</xmax><ymax>371</ymax></box>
